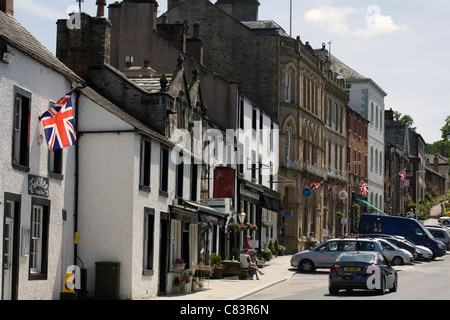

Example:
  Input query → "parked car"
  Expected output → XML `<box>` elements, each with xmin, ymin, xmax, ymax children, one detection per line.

<box><xmin>374</xmin><ymin>239</ymin><xmax>414</xmax><ymax>265</ymax></box>
<box><xmin>328</xmin><ymin>252</ymin><xmax>398</xmax><ymax>295</ymax></box>
<box><xmin>360</xmin><ymin>234</ymin><xmax>417</xmax><ymax>260</ymax></box>
<box><xmin>290</xmin><ymin>237</ymin><xmax>410</xmax><ymax>272</ymax></box>
<box><xmin>415</xmin><ymin>245</ymin><xmax>433</xmax><ymax>261</ymax></box>
<box><xmin>426</xmin><ymin>226</ymin><xmax>450</xmax><ymax>250</ymax></box>
<box><xmin>438</xmin><ymin>216</ymin><xmax>450</xmax><ymax>225</ymax></box>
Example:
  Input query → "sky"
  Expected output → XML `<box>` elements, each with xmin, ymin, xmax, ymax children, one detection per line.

<box><xmin>12</xmin><ymin>0</ymin><xmax>450</xmax><ymax>144</ymax></box>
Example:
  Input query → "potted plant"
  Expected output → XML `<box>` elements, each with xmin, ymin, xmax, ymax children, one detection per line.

<box><xmin>262</xmin><ymin>247</ymin><xmax>272</xmax><ymax>261</ymax></box>
<box><xmin>278</xmin><ymin>245</ymin><xmax>286</xmax><ymax>256</ymax></box>
<box><xmin>228</xmin><ymin>222</ymin><xmax>239</xmax><ymax>232</ymax></box>
<box><xmin>238</xmin><ymin>224</ymin><xmax>248</xmax><ymax>232</ymax></box>
<box><xmin>209</xmin><ymin>253</ymin><xmax>224</xmax><ymax>279</ymax></box>
<box><xmin>173</xmin><ymin>258</ymin><xmax>185</xmax><ymax>271</ymax></box>
<box><xmin>262</xmin><ymin>220</ymin><xmax>272</xmax><ymax>228</ymax></box>
<box><xmin>182</xmin><ymin>273</ymin><xmax>191</xmax><ymax>293</ymax></box>
<box><xmin>268</xmin><ymin>239</ymin><xmax>276</xmax><ymax>256</ymax></box>
<box><xmin>230</xmin><ymin>246</ymin><xmax>240</xmax><ymax>261</ymax></box>
<box><xmin>273</xmin><ymin>238</ymin><xmax>281</xmax><ymax>257</ymax></box>
<box><xmin>192</xmin><ymin>277</ymin><xmax>199</xmax><ymax>291</ymax></box>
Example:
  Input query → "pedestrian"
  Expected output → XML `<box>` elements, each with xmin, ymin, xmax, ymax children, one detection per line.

<box><xmin>246</xmin><ymin>235</ymin><xmax>251</xmax><ymax>250</ymax></box>
<box><xmin>239</xmin><ymin>249</ymin><xmax>259</xmax><ymax>280</ymax></box>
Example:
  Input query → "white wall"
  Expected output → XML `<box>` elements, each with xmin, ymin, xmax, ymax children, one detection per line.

<box><xmin>0</xmin><ymin>47</ymin><xmax>75</xmax><ymax>299</ymax></box>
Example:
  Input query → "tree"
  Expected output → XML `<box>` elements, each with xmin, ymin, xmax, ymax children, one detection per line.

<box><xmin>441</xmin><ymin>115</ymin><xmax>450</xmax><ymax>141</ymax></box>
<box><xmin>393</xmin><ymin>111</ymin><xmax>416</xmax><ymax>131</ymax></box>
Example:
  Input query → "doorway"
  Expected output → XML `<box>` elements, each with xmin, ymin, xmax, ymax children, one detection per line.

<box><xmin>2</xmin><ymin>194</ymin><xmax>21</xmax><ymax>300</ymax></box>
<box><xmin>158</xmin><ymin>212</ymin><xmax>169</xmax><ymax>295</ymax></box>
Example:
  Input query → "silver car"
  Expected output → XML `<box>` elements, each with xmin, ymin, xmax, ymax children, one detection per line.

<box><xmin>374</xmin><ymin>239</ymin><xmax>414</xmax><ymax>265</ymax></box>
<box><xmin>426</xmin><ymin>226</ymin><xmax>450</xmax><ymax>250</ymax></box>
<box><xmin>415</xmin><ymin>245</ymin><xmax>433</xmax><ymax>260</ymax></box>
<box><xmin>290</xmin><ymin>238</ymin><xmax>413</xmax><ymax>272</ymax></box>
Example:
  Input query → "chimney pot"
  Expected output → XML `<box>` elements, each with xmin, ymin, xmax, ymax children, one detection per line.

<box><xmin>96</xmin><ymin>0</ymin><xmax>107</xmax><ymax>17</ymax></box>
<box><xmin>144</xmin><ymin>59</ymin><xmax>150</xmax><ymax>67</ymax></box>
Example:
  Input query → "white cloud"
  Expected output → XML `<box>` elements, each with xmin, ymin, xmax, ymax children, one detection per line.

<box><xmin>304</xmin><ymin>5</ymin><xmax>408</xmax><ymax>39</ymax></box>
<box><xmin>15</xmin><ymin>0</ymin><xmax>66</xmax><ymax>22</ymax></box>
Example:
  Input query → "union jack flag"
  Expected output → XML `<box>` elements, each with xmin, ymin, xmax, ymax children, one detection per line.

<box><xmin>41</xmin><ymin>88</ymin><xmax>77</xmax><ymax>152</ymax></box>
<box><xmin>399</xmin><ymin>168</ymin><xmax>407</xmax><ymax>183</ymax></box>
<box><xmin>308</xmin><ymin>179</ymin><xmax>324</xmax><ymax>190</ymax></box>
<box><xmin>360</xmin><ymin>181</ymin><xmax>369</xmax><ymax>195</ymax></box>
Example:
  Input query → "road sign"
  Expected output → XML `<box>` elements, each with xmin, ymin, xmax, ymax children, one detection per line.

<box><xmin>281</xmin><ymin>210</ymin><xmax>293</xmax><ymax>216</ymax></box>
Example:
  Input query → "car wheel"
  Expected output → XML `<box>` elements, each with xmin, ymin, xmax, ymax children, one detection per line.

<box><xmin>329</xmin><ymin>286</ymin><xmax>339</xmax><ymax>295</ymax></box>
<box><xmin>376</xmin><ymin>276</ymin><xmax>386</xmax><ymax>295</ymax></box>
<box><xmin>443</xmin><ymin>220</ymin><xmax>449</xmax><ymax>225</ymax></box>
<box><xmin>298</xmin><ymin>259</ymin><xmax>315</xmax><ymax>273</ymax></box>
<box><xmin>391</xmin><ymin>256</ymin><xmax>404</xmax><ymax>266</ymax></box>
<box><xmin>389</xmin><ymin>276</ymin><xmax>398</xmax><ymax>293</ymax></box>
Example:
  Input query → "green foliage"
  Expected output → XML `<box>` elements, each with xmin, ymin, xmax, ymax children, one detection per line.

<box><xmin>209</xmin><ymin>253</ymin><xmax>222</xmax><ymax>267</ymax></box>
<box><xmin>267</xmin><ymin>239</ymin><xmax>275</xmax><ymax>253</ymax></box>
<box><xmin>393</xmin><ymin>111</ymin><xmax>416</xmax><ymax>131</ymax></box>
<box><xmin>441</xmin><ymin>115</ymin><xmax>450</xmax><ymax>141</ymax></box>
<box><xmin>274</xmin><ymin>238</ymin><xmax>280</xmax><ymax>252</ymax></box>
<box><xmin>230</xmin><ymin>246</ymin><xmax>240</xmax><ymax>261</ymax></box>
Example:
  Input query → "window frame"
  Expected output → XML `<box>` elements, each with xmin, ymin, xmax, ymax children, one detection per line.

<box><xmin>28</xmin><ymin>197</ymin><xmax>50</xmax><ymax>280</ymax></box>
<box><xmin>143</xmin><ymin>208</ymin><xmax>155</xmax><ymax>275</ymax></box>
<box><xmin>11</xmin><ymin>87</ymin><xmax>31</xmax><ymax>172</ymax></box>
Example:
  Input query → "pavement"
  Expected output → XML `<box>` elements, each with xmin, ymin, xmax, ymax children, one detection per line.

<box><xmin>150</xmin><ymin>254</ymin><xmax>295</xmax><ymax>300</ymax></box>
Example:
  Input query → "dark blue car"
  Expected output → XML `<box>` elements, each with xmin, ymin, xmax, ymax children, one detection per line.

<box><xmin>329</xmin><ymin>252</ymin><xmax>398</xmax><ymax>295</ymax></box>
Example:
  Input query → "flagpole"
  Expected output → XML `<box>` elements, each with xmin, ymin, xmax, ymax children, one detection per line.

<box><xmin>290</xmin><ymin>0</ymin><xmax>292</xmax><ymax>37</ymax></box>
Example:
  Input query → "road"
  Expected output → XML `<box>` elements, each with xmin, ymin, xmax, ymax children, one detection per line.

<box><xmin>242</xmin><ymin>253</ymin><xmax>450</xmax><ymax>300</ymax></box>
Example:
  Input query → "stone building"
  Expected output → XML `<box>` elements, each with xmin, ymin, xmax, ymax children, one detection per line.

<box><xmin>329</xmin><ymin>54</ymin><xmax>387</xmax><ymax>212</ymax></box>
<box><xmin>164</xmin><ymin>0</ymin><xmax>350</xmax><ymax>253</ymax></box>
<box><xmin>384</xmin><ymin>109</ymin><xmax>410</xmax><ymax>216</ymax></box>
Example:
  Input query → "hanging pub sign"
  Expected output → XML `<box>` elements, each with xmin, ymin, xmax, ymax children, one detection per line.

<box><xmin>28</xmin><ymin>174</ymin><xmax>49</xmax><ymax>197</ymax></box>
<box><xmin>213</xmin><ymin>167</ymin><xmax>235</xmax><ymax>198</ymax></box>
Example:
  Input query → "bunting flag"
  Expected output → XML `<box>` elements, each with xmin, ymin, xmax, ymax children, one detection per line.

<box><xmin>360</xmin><ymin>181</ymin><xmax>369</xmax><ymax>196</ymax></box>
<box><xmin>41</xmin><ymin>88</ymin><xmax>77</xmax><ymax>152</ymax></box>
<box><xmin>399</xmin><ymin>168</ymin><xmax>407</xmax><ymax>183</ymax></box>
<box><xmin>308</xmin><ymin>179</ymin><xmax>325</xmax><ymax>190</ymax></box>
<box><xmin>328</xmin><ymin>185</ymin><xmax>337</xmax><ymax>199</ymax></box>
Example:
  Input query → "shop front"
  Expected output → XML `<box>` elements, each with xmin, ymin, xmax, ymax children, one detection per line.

<box><xmin>166</xmin><ymin>199</ymin><xmax>227</xmax><ymax>293</ymax></box>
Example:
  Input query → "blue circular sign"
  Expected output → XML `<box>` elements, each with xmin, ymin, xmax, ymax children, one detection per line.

<box><xmin>302</xmin><ymin>188</ymin><xmax>311</xmax><ymax>197</ymax></box>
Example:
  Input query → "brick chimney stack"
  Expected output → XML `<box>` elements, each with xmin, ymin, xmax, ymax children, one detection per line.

<box><xmin>56</xmin><ymin>13</ymin><xmax>111</xmax><ymax>79</ymax></box>
<box><xmin>0</xmin><ymin>0</ymin><xmax>14</xmax><ymax>16</ymax></box>
<box><xmin>216</xmin><ymin>0</ymin><xmax>260</xmax><ymax>21</ymax></box>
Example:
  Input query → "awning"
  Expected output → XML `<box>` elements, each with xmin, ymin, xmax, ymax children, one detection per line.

<box><xmin>171</xmin><ymin>199</ymin><xmax>227</xmax><ymax>226</ymax></box>
<box><xmin>260</xmin><ymin>195</ymin><xmax>281</xmax><ymax>211</ymax></box>
<box><xmin>355</xmin><ymin>198</ymin><xmax>385</xmax><ymax>214</ymax></box>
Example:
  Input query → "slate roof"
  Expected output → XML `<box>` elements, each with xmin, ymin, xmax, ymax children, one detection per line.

<box><xmin>0</xmin><ymin>10</ymin><xmax>82</xmax><ymax>83</ymax></box>
<box><xmin>131</xmin><ymin>75</ymin><xmax>173</xmax><ymax>93</ymax></box>
<box><xmin>241</xmin><ymin>20</ymin><xmax>288</xmax><ymax>36</ymax></box>
<box><xmin>329</xmin><ymin>54</ymin><xmax>366</xmax><ymax>80</ymax></box>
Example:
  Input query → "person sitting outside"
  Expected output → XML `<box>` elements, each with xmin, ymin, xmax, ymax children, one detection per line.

<box><xmin>240</xmin><ymin>249</ymin><xmax>259</xmax><ymax>280</ymax></box>
<box><xmin>308</xmin><ymin>232</ymin><xmax>318</xmax><ymax>249</ymax></box>
<box><xmin>249</xmin><ymin>250</ymin><xmax>264</xmax><ymax>276</ymax></box>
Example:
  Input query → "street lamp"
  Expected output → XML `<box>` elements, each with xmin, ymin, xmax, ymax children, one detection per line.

<box><xmin>346</xmin><ymin>161</ymin><xmax>361</xmax><ymax>235</ymax></box>
<box><xmin>238</xmin><ymin>210</ymin><xmax>246</xmax><ymax>225</ymax></box>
